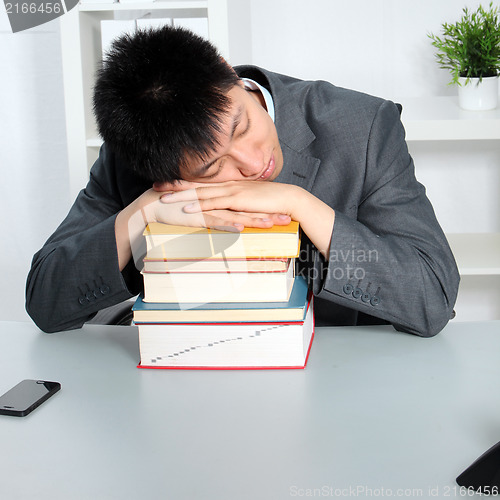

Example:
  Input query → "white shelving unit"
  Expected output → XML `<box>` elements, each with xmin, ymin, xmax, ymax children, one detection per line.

<box><xmin>60</xmin><ymin>0</ymin><xmax>230</xmax><ymax>199</ymax></box>
<box><xmin>446</xmin><ymin>233</ymin><xmax>500</xmax><ymax>276</ymax></box>
<box><xmin>400</xmin><ymin>96</ymin><xmax>500</xmax><ymax>141</ymax></box>
<box><xmin>399</xmin><ymin>95</ymin><xmax>500</xmax><ymax>282</ymax></box>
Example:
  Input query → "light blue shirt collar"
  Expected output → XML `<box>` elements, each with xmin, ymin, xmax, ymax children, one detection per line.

<box><xmin>241</xmin><ymin>78</ymin><xmax>275</xmax><ymax>122</ymax></box>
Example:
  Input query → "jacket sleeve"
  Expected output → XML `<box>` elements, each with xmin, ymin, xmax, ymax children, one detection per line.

<box><xmin>307</xmin><ymin>100</ymin><xmax>460</xmax><ymax>337</ymax></box>
<box><xmin>26</xmin><ymin>145</ymin><xmax>142</xmax><ymax>333</ymax></box>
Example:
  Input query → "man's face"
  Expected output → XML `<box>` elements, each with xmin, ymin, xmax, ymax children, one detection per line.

<box><xmin>181</xmin><ymin>82</ymin><xmax>284</xmax><ymax>183</ymax></box>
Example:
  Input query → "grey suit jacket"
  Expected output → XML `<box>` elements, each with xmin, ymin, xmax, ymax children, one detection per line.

<box><xmin>26</xmin><ymin>65</ymin><xmax>459</xmax><ymax>335</ymax></box>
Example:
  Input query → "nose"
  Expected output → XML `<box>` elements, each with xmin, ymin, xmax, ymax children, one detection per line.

<box><xmin>230</xmin><ymin>142</ymin><xmax>263</xmax><ymax>177</ymax></box>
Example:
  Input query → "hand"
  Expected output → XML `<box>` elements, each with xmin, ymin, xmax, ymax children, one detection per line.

<box><xmin>153</xmin><ymin>180</ymin><xmax>335</xmax><ymax>260</ymax></box>
<box><xmin>135</xmin><ymin>188</ymin><xmax>287</xmax><ymax>232</ymax></box>
<box><xmin>115</xmin><ymin>187</ymin><xmax>290</xmax><ymax>271</ymax></box>
<box><xmin>158</xmin><ymin>180</ymin><xmax>297</xmax><ymax>222</ymax></box>
<box><xmin>157</xmin><ymin>181</ymin><xmax>336</xmax><ymax>259</ymax></box>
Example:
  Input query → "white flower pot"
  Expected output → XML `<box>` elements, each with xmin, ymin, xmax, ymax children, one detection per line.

<box><xmin>458</xmin><ymin>76</ymin><xmax>499</xmax><ymax>111</ymax></box>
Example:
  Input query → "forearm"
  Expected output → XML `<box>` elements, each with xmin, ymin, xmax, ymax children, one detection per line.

<box><xmin>115</xmin><ymin>195</ymin><xmax>150</xmax><ymax>272</ymax></box>
<box><xmin>26</xmin><ymin>216</ymin><xmax>137</xmax><ymax>333</ymax></box>
<box><xmin>288</xmin><ymin>186</ymin><xmax>335</xmax><ymax>259</ymax></box>
<box><xmin>305</xmin><ymin>212</ymin><xmax>459</xmax><ymax>337</ymax></box>
<box><xmin>26</xmin><ymin>151</ymin><xmax>143</xmax><ymax>332</ymax></box>
<box><xmin>304</xmin><ymin>98</ymin><xmax>459</xmax><ymax>336</ymax></box>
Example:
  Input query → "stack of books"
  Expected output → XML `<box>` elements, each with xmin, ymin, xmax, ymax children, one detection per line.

<box><xmin>133</xmin><ymin>221</ymin><xmax>314</xmax><ymax>369</ymax></box>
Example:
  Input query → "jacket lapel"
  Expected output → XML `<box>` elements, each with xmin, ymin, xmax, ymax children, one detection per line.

<box><xmin>236</xmin><ymin>65</ymin><xmax>321</xmax><ymax>191</ymax></box>
<box><xmin>277</xmin><ymin>142</ymin><xmax>321</xmax><ymax>192</ymax></box>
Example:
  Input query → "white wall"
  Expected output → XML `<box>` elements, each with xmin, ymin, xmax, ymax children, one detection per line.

<box><xmin>1</xmin><ymin>0</ymin><xmax>498</xmax><ymax>324</ymax></box>
<box><xmin>244</xmin><ymin>0</ymin><xmax>484</xmax><ymax>98</ymax></box>
<box><xmin>0</xmin><ymin>10</ymin><xmax>71</xmax><ymax>323</ymax></box>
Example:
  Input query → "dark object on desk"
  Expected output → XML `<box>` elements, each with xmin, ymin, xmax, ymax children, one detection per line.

<box><xmin>0</xmin><ymin>380</ymin><xmax>61</xmax><ymax>417</ymax></box>
<box><xmin>87</xmin><ymin>301</ymin><xmax>133</xmax><ymax>326</ymax></box>
<box><xmin>456</xmin><ymin>440</ymin><xmax>500</xmax><ymax>492</ymax></box>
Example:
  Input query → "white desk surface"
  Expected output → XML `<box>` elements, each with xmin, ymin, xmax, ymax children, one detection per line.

<box><xmin>0</xmin><ymin>320</ymin><xmax>499</xmax><ymax>499</ymax></box>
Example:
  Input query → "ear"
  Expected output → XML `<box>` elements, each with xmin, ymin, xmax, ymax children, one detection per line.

<box><xmin>220</xmin><ymin>56</ymin><xmax>241</xmax><ymax>81</ymax></box>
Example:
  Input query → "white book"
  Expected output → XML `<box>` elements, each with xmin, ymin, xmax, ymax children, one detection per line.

<box><xmin>142</xmin><ymin>258</ymin><xmax>295</xmax><ymax>304</ymax></box>
<box><xmin>143</xmin><ymin>257</ymin><xmax>290</xmax><ymax>274</ymax></box>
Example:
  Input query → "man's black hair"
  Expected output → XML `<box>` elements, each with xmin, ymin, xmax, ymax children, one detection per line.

<box><xmin>93</xmin><ymin>26</ymin><xmax>240</xmax><ymax>182</ymax></box>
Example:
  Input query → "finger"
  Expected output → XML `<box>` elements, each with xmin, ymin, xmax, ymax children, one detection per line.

<box><xmin>160</xmin><ymin>184</ymin><xmax>233</xmax><ymax>203</ymax></box>
<box><xmin>181</xmin><ymin>195</ymin><xmax>230</xmax><ymax>213</ymax></box>
<box><xmin>224</xmin><ymin>212</ymin><xmax>290</xmax><ymax>227</ymax></box>
<box><xmin>232</xmin><ymin>211</ymin><xmax>275</xmax><ymax>219</ymax></box>
<box><xmin>202</xmin><ymin>218</ymin><xmax>244</xmax><ymax>232</ymax></box>
<box><xmin>207</xmin><ymin>210</ymin><xmax>291</xmax><ymax>228</ymax></box>
<box><xmin>182</xmin><ymin>200</ymin><xmax>203</xmax><ymax>213</ymax></box>
<box><xmin>154</xmin><ymin>200</ymin><xmax>207</xmax><ymax>227</ymax></box>
<box><xmin>205</xmin><ymin>210</ymin><xmax>274</xmax><ymax>229</ymax></box>
<box><xmin>271</xmin><ymin>214</ymin><xmax>292</xmax><ymax>225</ymax></box>
<box><xmin>160</xmin><ymin>188</ymin><xmax>200</xmax><ymax>204</ymax></box>
<box><xmin>183</xmin><ymin>199</ymin><xmax>292</xmax><ymax>227</ymax></box>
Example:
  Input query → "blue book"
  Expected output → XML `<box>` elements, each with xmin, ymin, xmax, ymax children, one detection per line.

<box><xmin>133</xmin><ymin>275</ymin><xmax>309</xmax><ymax>324</ymax></box>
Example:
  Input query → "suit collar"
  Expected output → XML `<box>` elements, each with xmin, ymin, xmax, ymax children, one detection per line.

<box><xmin>235</xmin><ymin>65</ymin><xmax>320</xmax><ymax>191</ymax></box>
<box><xmin>235</xmin><ymin>65</ymin><xmax>315</xmax><ymax>150</ymax></box>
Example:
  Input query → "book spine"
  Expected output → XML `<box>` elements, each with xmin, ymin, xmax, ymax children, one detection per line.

<box><xmin>137</xmin><ymin>364</ymin><xmax>307</xmax><ymax>370</ymax></box>
<box><xmin>134</xmin><ymin>320</ymin><xmax>304</xmax><ymax>326</ymax></box>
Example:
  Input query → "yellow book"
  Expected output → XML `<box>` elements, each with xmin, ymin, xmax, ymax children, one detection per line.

<box><xmin>143</xmin><ymin>221</ymin><xmax>300</xmax><ymax>260</ymax></box>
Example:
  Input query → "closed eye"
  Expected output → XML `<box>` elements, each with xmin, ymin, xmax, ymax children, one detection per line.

<box><xmin>200</xmin><ymin>160</ymin><xmax>224</xmax><ymax>180</ymax></box>
<box><xmin>193</xmin><ymin>113</ymin><xmax>251</xmax><ymax>181</ymax></box>
<box><xmin>238</xmin><ymin>116</ymin><xmax>251</xmax><ymax>138</ymax></box>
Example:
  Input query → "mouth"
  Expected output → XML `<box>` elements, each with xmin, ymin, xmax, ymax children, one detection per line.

<box><xmin>259</xmin><ymin>153</ymin><xmax>275</xmax><ymax>180</ymax></box>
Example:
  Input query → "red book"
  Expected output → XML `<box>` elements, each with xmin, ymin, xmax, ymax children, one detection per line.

<box><xmin>136</xmin><ymin>295</ymin><xmax>314</xmax><ymax>370</ymax></box>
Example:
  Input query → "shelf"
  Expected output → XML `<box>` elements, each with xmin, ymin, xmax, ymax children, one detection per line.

<box><xmin>398</xmin><ymin>96</ymin><xmax>500</xmax><ymax>141</ymax></box>
<box><xmin>447</xmin><ymin>233</ymin><xmax>500</xmax><ymax>276</ymax></box>
<box><xmin>79</xmin><ymin>0</ymin><xmax>207</xmax><ymax>12</ymax></box>
<box><xmin>87</xmin><ymin>137</ymin><xmax>103</xmax><ymax>148</ymax></box>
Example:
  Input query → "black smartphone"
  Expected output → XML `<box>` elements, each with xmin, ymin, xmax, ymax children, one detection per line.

<box><xmin>0</xmin><ymin>379</ymin><xmax>61</xmax><ymax>417</ymax></box>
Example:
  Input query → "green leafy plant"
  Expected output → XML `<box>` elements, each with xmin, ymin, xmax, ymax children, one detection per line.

<box><xmin>428</xmin><ymin>2</ymin><xmax>500</xmax><ymax>85</ymax></box>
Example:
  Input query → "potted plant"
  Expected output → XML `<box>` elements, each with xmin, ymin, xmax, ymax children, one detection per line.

<box><xmin>428</xmin><ymin>2</ymin><xmax>500</xmax><ymax>110</ymax></box>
